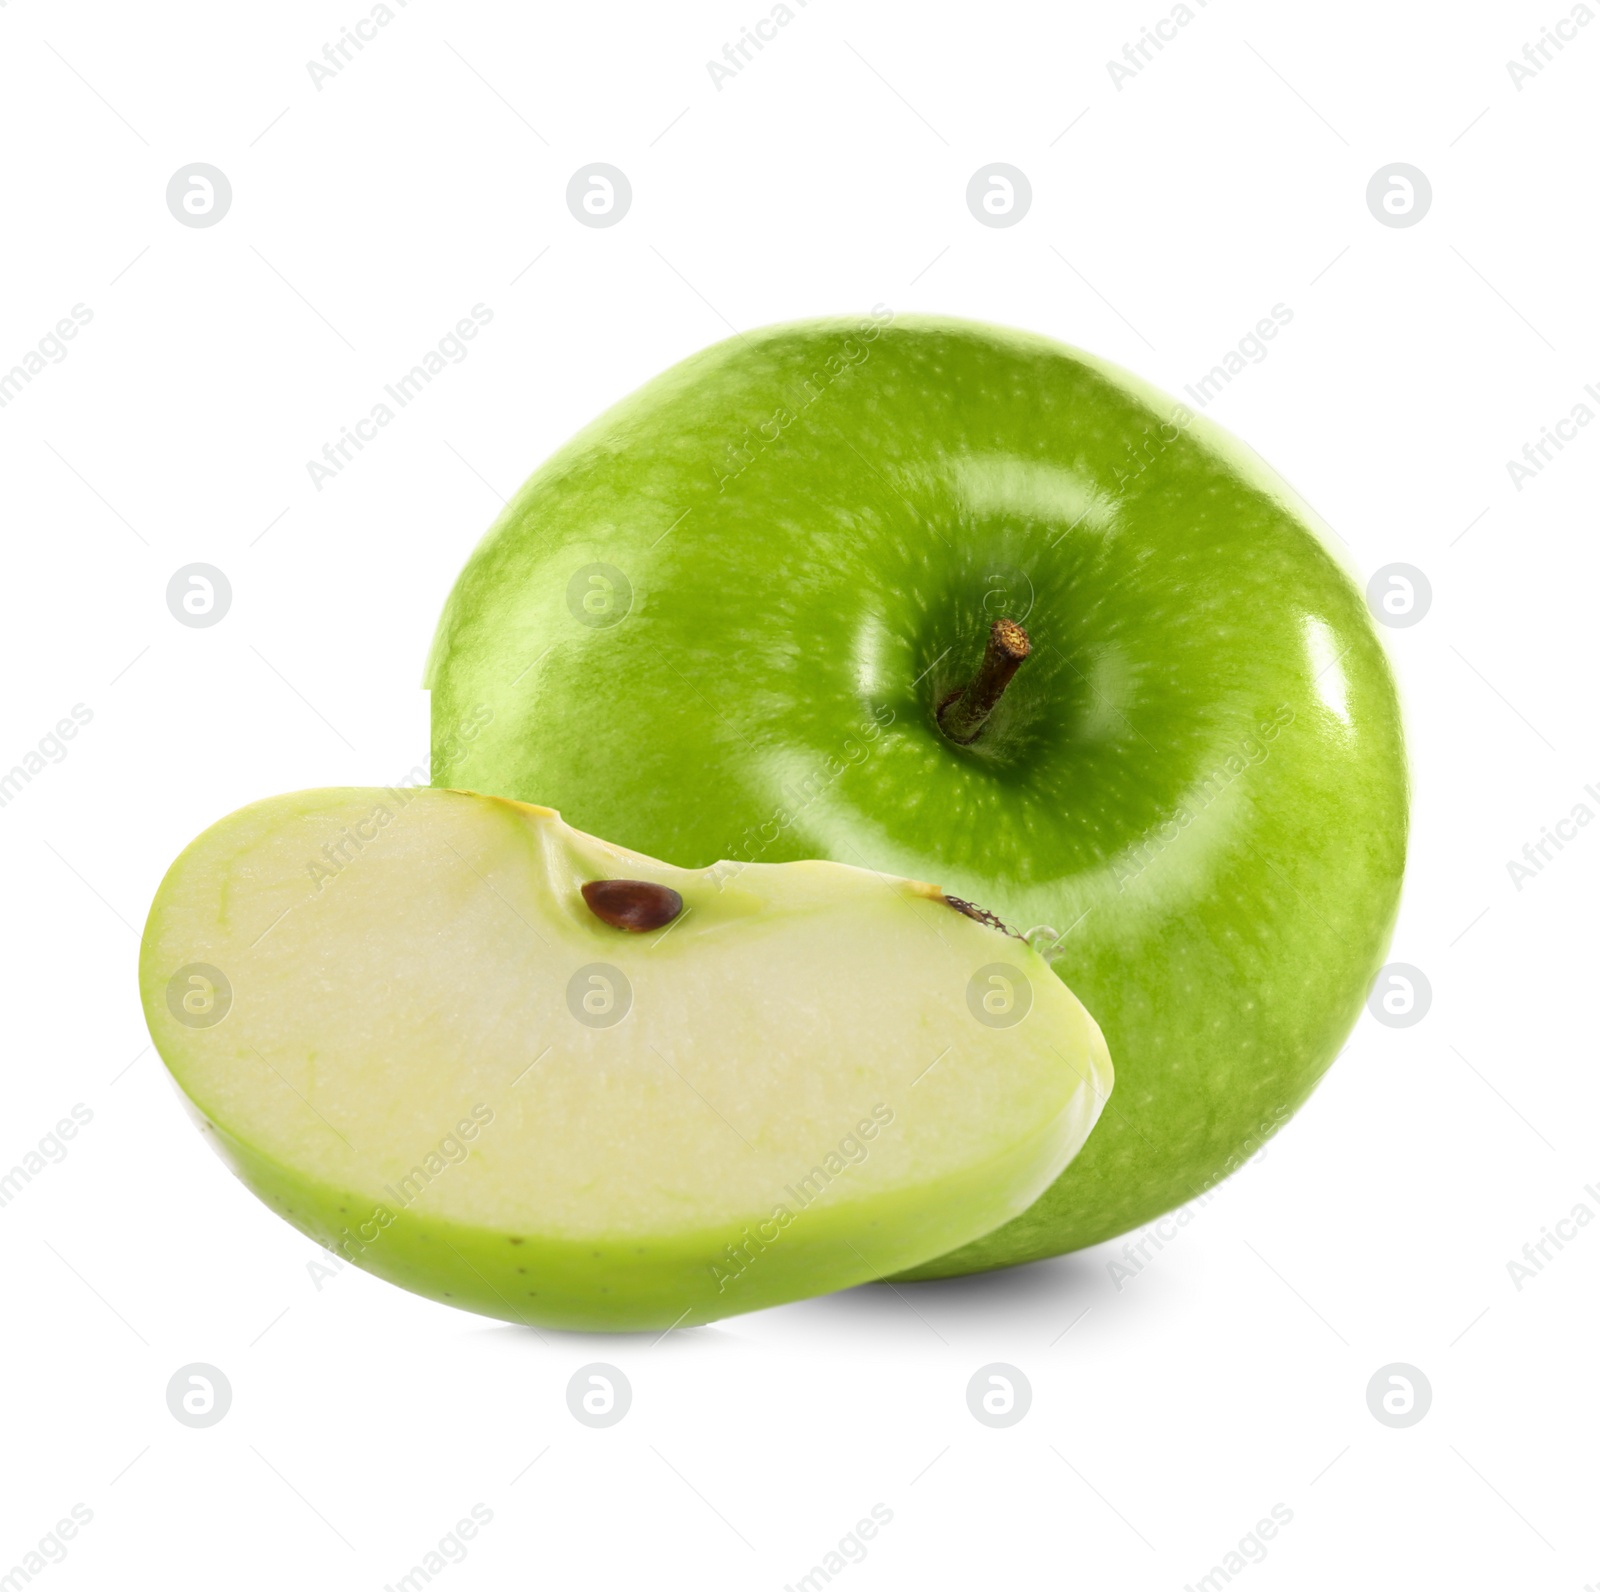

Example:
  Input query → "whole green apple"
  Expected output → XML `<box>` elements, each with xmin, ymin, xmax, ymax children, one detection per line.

<box><xmin>424</xmin><ymin>314</ymin><xmax>1408</xmax><ymax>1277</ymax></box>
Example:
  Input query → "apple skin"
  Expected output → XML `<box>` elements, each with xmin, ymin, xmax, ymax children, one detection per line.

<box><xmin>425</xmin><ymin>314</ymin><xmax>1408</xmax><ymax>1277</ymax></box>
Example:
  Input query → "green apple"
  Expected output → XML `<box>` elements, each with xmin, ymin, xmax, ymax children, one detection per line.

<box><xmin>139</xmin><ymin>785</ymin><xmax>1111</xmax><ymax>1327</ymax></box>
<box><xmin>424</xmin><ymin>313</ymin><xmax>1408</xmax><ymax>1278</ymax></box>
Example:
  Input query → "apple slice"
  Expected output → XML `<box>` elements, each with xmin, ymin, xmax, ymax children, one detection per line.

<box><xmin>140</xmin><ymin>787</ymin><xmax>1112</xmax><ymax>1329</ymax></box>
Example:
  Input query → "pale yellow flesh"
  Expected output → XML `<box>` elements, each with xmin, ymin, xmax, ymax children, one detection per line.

<box><xmin>140</xmin><ymin>788</ymin><xmax>1113</xmax><ymax>1327</ymax></box>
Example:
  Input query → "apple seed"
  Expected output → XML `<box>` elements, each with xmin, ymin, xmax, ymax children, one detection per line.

<box><xmin>582</xmin><ymin>879</ymin><xmax>684</xmax><ymax>932</ymax></box>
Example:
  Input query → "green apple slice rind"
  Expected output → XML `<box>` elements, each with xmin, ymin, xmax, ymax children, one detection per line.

<box><xmin>140</xmin><ymin>787</ymin><xmax>1111</xmax><ymax>1329</ymax></box>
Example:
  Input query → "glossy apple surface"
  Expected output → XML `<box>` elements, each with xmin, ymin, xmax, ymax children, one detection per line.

<box><xmin>140</xmin><ymin>786</ymin><xmax>1110</xmax><ymax>1326</ymax></box>
<box><xmin>425</xmin><ymin>315</ymin><xmax>1407</xmax><ymax>1276</ymax></box>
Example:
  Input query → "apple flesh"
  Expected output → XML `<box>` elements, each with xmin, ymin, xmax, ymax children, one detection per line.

<box><xmin>140</xmin><ymin>786</ymin><xmax>1112</xmax><ymax>1328</ymax></box>
<box><xmin>424</xmin><ymin>314</ymin><xmax>1408</xmax><ymax>1277</ymax></box>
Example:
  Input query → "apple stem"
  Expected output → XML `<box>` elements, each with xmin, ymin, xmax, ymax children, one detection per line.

<box><xmin>937</xmin><ymin>618</ymin><xmax>1031</xmax><ymax>745</ymax></box>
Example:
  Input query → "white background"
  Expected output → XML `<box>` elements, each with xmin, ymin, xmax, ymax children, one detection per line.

<box><xmin>1</xmin><ymin>1</ymin><xmax>1596</xmax><ymax>1587</ymax></box>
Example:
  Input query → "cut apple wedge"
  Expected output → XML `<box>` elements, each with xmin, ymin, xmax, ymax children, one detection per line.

<box><xmin>140</xmin><ymin>787</ymin><xmax>1112</xmax><ymax>1329</ymax></box>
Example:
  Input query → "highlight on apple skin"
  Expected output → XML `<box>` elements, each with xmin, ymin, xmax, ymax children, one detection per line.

<box><xmin>139</xmin><ymin>786</ymin><xmax>1112</xmax><ymax>1330</ymax></box>
<box><xmin>424</xmin><ymin>313</ymin><xmax>1409</xmax><ymax>1277</ymax></box>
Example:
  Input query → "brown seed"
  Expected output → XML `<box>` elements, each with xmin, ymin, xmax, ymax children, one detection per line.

<box><xmin>581</xmin><ymin>879</ymin><xmax>684</xmax><ymax>932</ymax></box>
